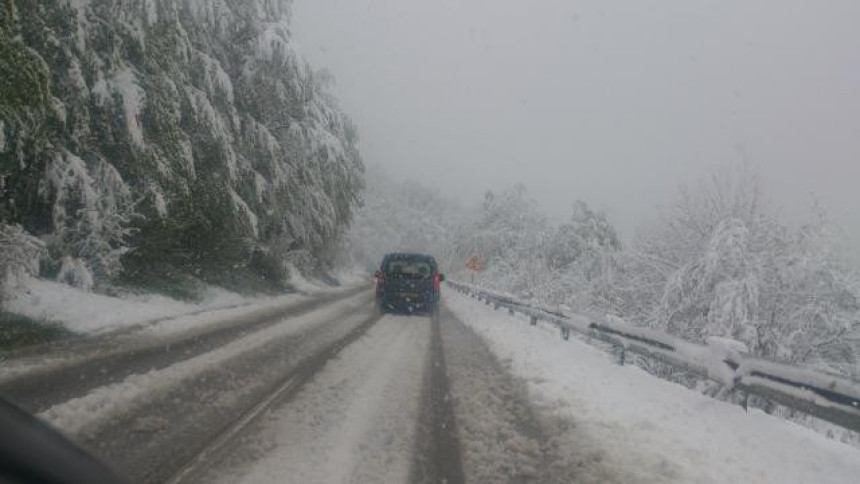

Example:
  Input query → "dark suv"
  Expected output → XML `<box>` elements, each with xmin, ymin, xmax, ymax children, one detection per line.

<box><xmin>375</xmin><ymin>253</ymin><xmax>445</xmax><ymax>315</ymax></box>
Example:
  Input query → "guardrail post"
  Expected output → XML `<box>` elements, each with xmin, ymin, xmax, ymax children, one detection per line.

<box><xmin>561</xmin><ymin>327</ymin><xmax>570</xmax><ymax>341</ymax></box>
<box><xmin>485</xmin><ymin>298</ymin><xmax>492</xmax><ymax>306</ymax></box>
<box><xmin>493</xmin><ymin>302</ymin><xmax>500</xmax><ymax>310</ymax></box>
<box><xmin>617</xmin><ymin>345</ymin><xmax>626</xmax><ymax>366</ymax></box>
<box><xmin>530</xmin><ymin>315</ymin><xmax>538</xmax><ymax>326</ymax></box>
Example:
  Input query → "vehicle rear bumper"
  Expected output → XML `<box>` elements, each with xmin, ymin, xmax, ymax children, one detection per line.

<box><xmin>378</xmin><ymin>296</ymin><xmax>437</xmax><ymax>314</ymax></box>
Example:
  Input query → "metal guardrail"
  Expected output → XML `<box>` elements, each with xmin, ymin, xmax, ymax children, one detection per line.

<box><xmin>447</xmin><ymin>280</ymin><xmax>860</xmax><ymax>433</ymax></box>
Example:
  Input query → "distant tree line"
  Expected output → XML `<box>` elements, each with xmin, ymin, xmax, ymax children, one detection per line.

<box><xmin>446</xmin><ymin>168</ymin><xmax>858</xmax><ymax>381</ymax></box>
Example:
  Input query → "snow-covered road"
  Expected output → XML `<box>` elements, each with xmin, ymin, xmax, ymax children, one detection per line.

<box><xmin>196</xmin><ymin>316</ymin><xmax>430</xmax><ymax>483</ymax></box>
<box><xmin>181</xmin><ymin>308</ymin><xmax>589</xmax><ymax>483</ymax></box>
<box><xmin>3</xmin><ymin>287</ymin><xmax>859</xmax><ymax>483</ymax></box>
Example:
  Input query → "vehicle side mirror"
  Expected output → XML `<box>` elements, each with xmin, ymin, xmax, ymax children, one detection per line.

<box><xmin>438</xmin><ymin>273</ymin><xmax>446</xmax><ymax>282</ymax></box>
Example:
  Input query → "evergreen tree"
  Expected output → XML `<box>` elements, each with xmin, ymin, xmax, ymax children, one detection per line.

<box><xmin>0</xmin><ymin>0</ymin><xmax>364</xmax><ymax>292</ymax></box>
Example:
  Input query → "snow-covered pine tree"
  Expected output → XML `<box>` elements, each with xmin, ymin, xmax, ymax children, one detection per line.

<box><xmin>0</xmin><ymin>0</ymin><xmax>364</xmax><ymax>292</ymax></box>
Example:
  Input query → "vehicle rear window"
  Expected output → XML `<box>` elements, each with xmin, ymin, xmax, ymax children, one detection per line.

<box><xmin>384</xmin><ymin>259</ymin><xmax>435</xmax><ymax>279</ymax></box>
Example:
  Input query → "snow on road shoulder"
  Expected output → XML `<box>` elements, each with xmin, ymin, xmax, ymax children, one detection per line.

<box><xmin>444</xmin><ymin>291</ymin><xmax>860</xmax><ymax>484</ymax></box>
<box><xmin>287</xmin><ymin>264</ymin><xmax>370</xmax><ymax>295</ymax></box>
<box><xmin>441</xmin><ymin>313</ymin><xmax>577</xmax><ymax>483</ymax></box>
<box><xmin>4</xmin><ymin>276</ymin><xmax>367</xmax><ymax>335</ymax></box>
<box><xmin>5</xmin><ymin>277</ymin><xmax>259</xmax><ymax>334</ymax></box>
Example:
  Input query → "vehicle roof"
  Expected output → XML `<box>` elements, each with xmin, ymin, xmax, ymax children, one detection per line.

<box><xmin>381</xmin><ymin>252</ymin><xmax>437</xmax><ymax>263</ymax></box>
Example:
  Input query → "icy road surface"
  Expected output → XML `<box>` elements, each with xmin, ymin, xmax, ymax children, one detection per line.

<box><xmin>2</xmin><ymin>286</ymin><xmax>859</xmax><ymax>483</ymax></box>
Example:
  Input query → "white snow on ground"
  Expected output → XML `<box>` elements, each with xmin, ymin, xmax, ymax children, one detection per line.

<box><xmin>4</xmin><ymin>275</ymin><xmax>359</xmax><ymax>334</ymax></box>
<box><xmin>331</xmin><ymin>266</ymin><xmax>372</xmax><ymax>286</ymax></box>
<box><xmin>5</xmin><ymin>277</ymin><xmax>254</xmax><ymax>333</ymax></box>
<box><xmin>137</xmin><ymin>294</ymin><xmax>299</xmax><ymax>339</ymax></box>
<box><xmin>444</xmin><ymin>290</ymin><xmax>860</xmax><ymax>484</ymax></box>
<box><xmin>285</xmin><ymin>264</ymin><xmax>332</xmax><ymax>294</ymax></box>
<box><xmin>286</xmin><ymin>264</ymin><xmax>370</xmax><ymax>294</ymax></box>
<box><xmin>38</xmin><ymin>292</ymin><xmax>373</xmax><ymax>435</ymax></box>
<box><xmin>208</xmin><ymin>316</ymin><xmax>429</xmax><ymax>484</ymax></box>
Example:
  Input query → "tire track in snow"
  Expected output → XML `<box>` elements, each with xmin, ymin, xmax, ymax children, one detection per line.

<box><xmin>0</xmin><ymin>286</ymin><xmax>369</xmax><ymax>413</ymax></box>
<box><xmin>35</xmin><ymin>293</ymin><xmax>372</xmax><ymax>437</ymax></box>
<box><xmin>71</xmin><ymin>304</ymin><xmax>382</xmax><ymax>484</ymax></box>
<box><xmin>411</xmin><ymin>311</ymin><xmax>466</xmax><ymax>484</ymax></box>
<box><xmin>190</xmin><ymin>315</ymin><xmax>431</xmax><ymax>484</ymax></box>
<box><xmin>160</xmin><ymin>312</ymin><xmax>387</xmax><ymax>484</ymax></box>
<box><xmin>440</xmin><ymin>307</ymin><xmax>610</xmax><ymax>483</ymax></box>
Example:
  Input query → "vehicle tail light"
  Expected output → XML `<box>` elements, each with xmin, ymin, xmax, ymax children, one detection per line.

<box><xmin>433</xmin><ymin>272</ymin><xmax>441</xmax><ymax>292</ymax></box>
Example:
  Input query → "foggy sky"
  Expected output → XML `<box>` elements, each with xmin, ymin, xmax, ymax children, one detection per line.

<box><xmin>292</xmin><ymin>0</ymin><xmax>860</xmax><ymax>243</ymax></box>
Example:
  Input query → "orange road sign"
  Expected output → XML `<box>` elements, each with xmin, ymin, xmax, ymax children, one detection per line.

<box><xmin>466</xmin><ymin>256</ymin><xmax>485</xmax><ymax>272</ymax></box>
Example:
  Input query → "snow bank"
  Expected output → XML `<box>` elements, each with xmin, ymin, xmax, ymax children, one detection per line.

<box><xmin>284</xmin><ymin>264</ymin><xmax>351</xmax><ymax>294</ymax></box>
<box><xmin>4</xmin><ymin>278</ymin><xmax>261</xmax><ymax>334</ymax></box>
<box><xmin>331</xmin><ymin>266</ymin><xmax>371</xmax><ymax>286</ymax></box>
<box><xmin>5</xmin><ymin>270</ymin><xmax>367</xmax><ymax>335</ymax></box>
<box><xmin>444</xmin><ymin>291</ymin><xmax>860</xmax><ymax>484</ymax></box>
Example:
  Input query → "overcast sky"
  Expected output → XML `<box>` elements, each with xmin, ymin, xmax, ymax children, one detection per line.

<box><xmin>292</xmin><ymin>0</ymin><xmax>860</xmax><ymax>243</ymax></box>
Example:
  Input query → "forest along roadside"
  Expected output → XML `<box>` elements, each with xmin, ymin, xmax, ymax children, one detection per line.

<box><xmin>188</xmin><ymin>315</ymin><xmax>430</xmax><ymax>484</ymax></box>
<box><xmin>0</xmin><ymin>285</ymin><xmax>371</xmax><ymax>413</ymax></box>
<box><xmin>438</xmin><ymin>307</ymin><xmax>634</xmax><ymax>484</ymax></box>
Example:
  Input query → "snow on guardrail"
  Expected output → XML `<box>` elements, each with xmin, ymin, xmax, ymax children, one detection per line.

<box><xmin>447</xmin><ymin>279</ymin><xmax>860</xmax><ymax>433</ymax></box>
